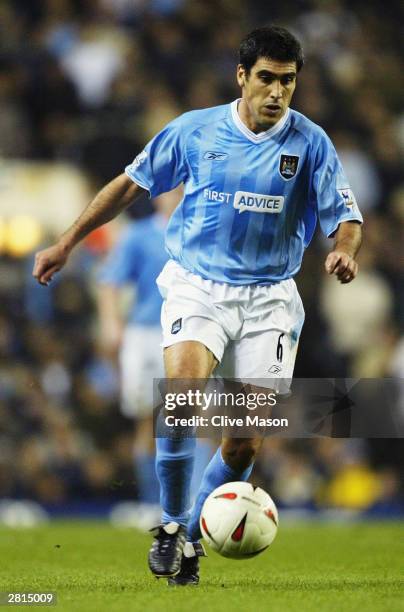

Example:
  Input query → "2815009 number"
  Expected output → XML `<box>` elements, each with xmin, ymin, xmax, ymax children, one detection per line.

<box><xmin>0</xmin><ymin>592</ymin><xmax>56</xmax><ymax>606</ymax></box>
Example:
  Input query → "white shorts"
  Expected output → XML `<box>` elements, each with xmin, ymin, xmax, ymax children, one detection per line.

<box><xmin>120</xmin><ymin>325</ymin><xmax>165</xmax><ymax>417</ymax></box>
<box><xmin>157</xmin><ymin>260</ymin><xmax>305</xmax><ymax>392</ymax></box>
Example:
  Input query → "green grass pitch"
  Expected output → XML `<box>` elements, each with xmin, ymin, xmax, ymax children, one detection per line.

<box><xmin>0</xmin><ymin>521</ymin><xmax>403</xmax><ymax>612</ymax></box>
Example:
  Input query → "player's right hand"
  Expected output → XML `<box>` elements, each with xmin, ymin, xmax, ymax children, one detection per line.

<box><xmin>32</xmin><ymin>243</ymin><xmax>70</xmax><ymax>285</ymax></box>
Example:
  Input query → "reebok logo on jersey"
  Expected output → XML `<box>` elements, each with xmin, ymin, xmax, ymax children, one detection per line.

<box><xmin>337</xmin><ymin>188</ymin><xmax>357</xmax><ymax>208</ymax></box>
<box><xmin>203</xmin><ymin>151</ymin><xmax>229</xmax><ymax>160</ymax></box>
<box><xmin>234</xmin><ymin>191</ymin><xmax>284</xmax><ymax>214</ymax></box>
<box><xmin>171</xmin><ymin>318</ymin><xmax>182</xmax><ymax>334</ymax></box>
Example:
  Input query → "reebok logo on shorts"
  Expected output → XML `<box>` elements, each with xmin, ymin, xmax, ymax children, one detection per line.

<box><xmin>171</xmin><ymin>318</ymin><xmax>182</xmax><ymax>334</ymax></box>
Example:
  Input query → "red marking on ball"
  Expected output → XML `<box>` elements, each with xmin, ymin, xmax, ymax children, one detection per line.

<box><xmin>201</xmin><ymin>516</ymin><xmax>213</xmax><ymax>540</ymax></box>
<box><xmin>264</xmin><ymin>508</ymin><xmax>278</xmax><ymax>526</ymax></box>
<box><xmin>214</xmin><ymin>492</ymin><xmax>237</xmax><ymax>500</ymax></box>
<box><xmin>231</xmin><ymin>513</ymin><xmax>247</xmax><ymax>542</ymax></box>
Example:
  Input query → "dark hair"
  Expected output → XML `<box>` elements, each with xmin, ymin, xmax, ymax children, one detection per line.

<box><xmin>239</xmin><ymin>26</ymin><xmax>304</xmax><ymax>74</ymax></box>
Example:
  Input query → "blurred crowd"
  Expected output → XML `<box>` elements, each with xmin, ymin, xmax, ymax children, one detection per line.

<box><xmin>0</xmin><ymin>0</ymin><xmax>403</xmax><ymax>516</ymax></box>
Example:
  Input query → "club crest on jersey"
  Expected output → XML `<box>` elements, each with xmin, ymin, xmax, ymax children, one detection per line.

<box><xmin>203</xmin><ymin>151</ymin><xmax>229</xmax><ymax>161</ymax></box>
<box><xmin>279</xmin><ymin>154</ymin><xmax>299</xmax><ymax>180</ymax></box>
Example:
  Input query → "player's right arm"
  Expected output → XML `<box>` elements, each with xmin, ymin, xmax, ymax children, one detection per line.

<box><xmin>33</xmin><ymin>173</ymin><xmax>145</xmax><ymax>285</ymax></box>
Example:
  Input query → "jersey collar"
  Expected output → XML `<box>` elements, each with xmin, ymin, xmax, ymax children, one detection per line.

<box><xmin>230</xmin><ymin>99</ymin><xmax>290</xmax><ymax>143</ymax></box>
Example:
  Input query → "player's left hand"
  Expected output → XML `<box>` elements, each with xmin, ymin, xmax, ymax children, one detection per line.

<box><xmin>324</xmin><ymin>251</ymin><xmax>358</xmax><ymax>284</ymax></box>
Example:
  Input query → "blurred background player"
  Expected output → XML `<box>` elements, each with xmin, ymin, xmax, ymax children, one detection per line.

<box><xmin>96</xmin><ymin>186</ymin><xmax>212</xmax><ymax>529</ymax></box>
<box><xmin>96</xmin><ymin>189</ymin><xmax>176</xmax><ymax>528</ymax></box>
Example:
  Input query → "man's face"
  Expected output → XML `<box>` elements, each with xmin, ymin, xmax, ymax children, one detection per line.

<box><xmin>237</xmin><ymin>57</ymin><xmax>297</xmax><ymax>130</ymax></box>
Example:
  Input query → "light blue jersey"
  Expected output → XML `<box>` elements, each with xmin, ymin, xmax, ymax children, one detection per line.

<box><xmin>126</xmin><ymin>100</ymin><xmax>362</xmax><ymax>285</ymax></box>
<box><xmin>97</xmin><ymin>214</ymin><xmax>168</xmax><ymax>325</ymax></box>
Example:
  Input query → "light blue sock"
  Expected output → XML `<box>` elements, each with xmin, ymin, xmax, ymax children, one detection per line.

<box><xmin>187</xmin><ymin>447</ymin><xmax>254</xmax><ymax>542</ymax></box>
<box><xmin>135</xmin><ymin>453</ymin><xmax>160</xmax><ymax>504</ymax></box>
<box><xmin>190</xmin><ymin>440</ymin><xmax>214</xmax><ymax>503</ymax></box>
<box><xmin>155</xmin><ymin>436</ymin><xmax>195</xmax><ymax>527</ymax></box>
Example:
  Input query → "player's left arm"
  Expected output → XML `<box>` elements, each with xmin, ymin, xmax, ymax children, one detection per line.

<box><xmin>325</xmin><ymin>220</ymin><xmax>362</xmax><ymax>284</ymax></box>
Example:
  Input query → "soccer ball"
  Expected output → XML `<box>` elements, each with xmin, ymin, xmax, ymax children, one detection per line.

<box><xmin>199</xmin><ymin>481</ymin><xmax>278</xmax><ymax>559</ymax></box>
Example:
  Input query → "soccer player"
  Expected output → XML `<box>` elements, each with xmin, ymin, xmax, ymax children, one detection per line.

<box><xmin>33</xmin><ymin>26</ymin><xmax>363</xmax><ymax>585</ymax></box>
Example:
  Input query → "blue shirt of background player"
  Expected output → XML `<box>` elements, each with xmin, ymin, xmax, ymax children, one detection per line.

<box><xmin>125</xmin><ymin>101</ymin><xmax>363</xmax><ymax>286</ymax></box>
<box><xmin>97</xmin><ymin>214</ymin><xmax>168</xmax><ymax>326</ymax></box>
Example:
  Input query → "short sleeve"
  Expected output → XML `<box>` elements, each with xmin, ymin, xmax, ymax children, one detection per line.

<box><xmin>97</xmin><ymin>225</ymin><xmax>141</xmax><ymax>286</ymax></box>
<box><xmin>125</xmin><ymin>118</ymin><xmax>188</xmax><ymax>198</ymax></box>
<box><xmin>311</xmin><ymin>133</ymin><xmax>363</xmax><ymax>237</ymax></box>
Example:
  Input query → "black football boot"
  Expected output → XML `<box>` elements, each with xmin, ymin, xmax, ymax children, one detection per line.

<box><xmin>167</xmin><ymin>541</ymin><xmax>207</xmax><ymax>586</ymax></box>
<box><xmin>148</xmin><ymin>522</ymin><xmax>187</xmax><ymax>577</ymax></box>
